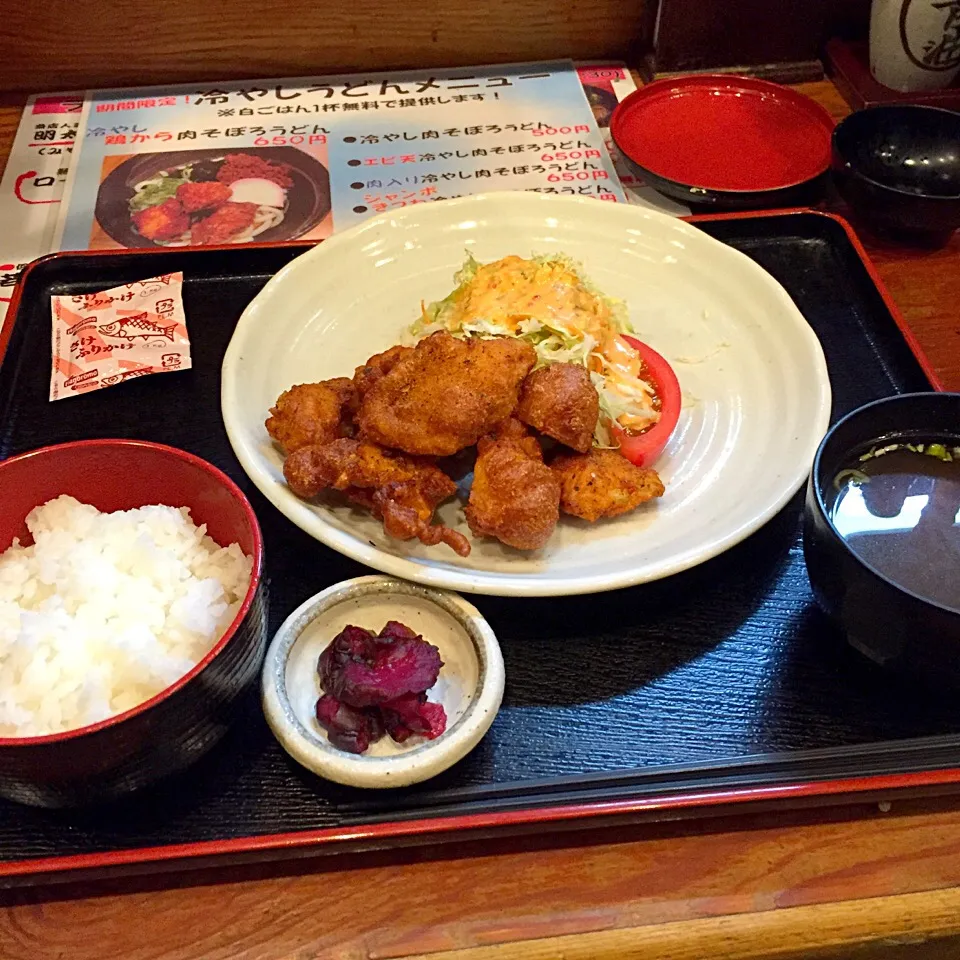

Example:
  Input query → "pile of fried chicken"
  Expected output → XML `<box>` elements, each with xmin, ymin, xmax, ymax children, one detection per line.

<box><xmin>266</xmin><ymin>331</ymin><xmax>664</xmax><ymax>557</ymax></box>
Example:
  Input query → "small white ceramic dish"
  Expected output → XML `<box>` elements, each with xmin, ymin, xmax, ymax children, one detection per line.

<box><xmin>222</xmin><ymin>191</ymin><xmax>831</xmax><ymax>596</ymax></box>
<box><xmin>262</xmin><ymin>575</ymin><xmax>504</xmax><ymax>788</ymax></box>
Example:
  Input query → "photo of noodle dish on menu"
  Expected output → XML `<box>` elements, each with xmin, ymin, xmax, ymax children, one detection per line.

<box><xmin>91</xmin><ymin>146</ymin><xmax>332</xmax><ymax>250</ymax></box>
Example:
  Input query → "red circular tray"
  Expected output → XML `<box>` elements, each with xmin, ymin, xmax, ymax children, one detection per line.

<box><xmin>611</xmin><ymin>76</ymin><xmax>835</xmax><ymax>193</ymax></box>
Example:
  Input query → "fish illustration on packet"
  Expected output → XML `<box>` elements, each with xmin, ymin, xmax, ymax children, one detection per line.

<box><xmin>49</xmin><ymin>272</ymin><xmax>191</xmax><ymax>401</ymax></box>
<box><xmin>98</xmin><ymin>314</ymin><xmax>179</xmax><ymax>342</ymax></box>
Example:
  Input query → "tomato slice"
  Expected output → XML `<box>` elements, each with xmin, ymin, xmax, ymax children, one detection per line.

<box><xmin>612</xmin><ymin>335</ymin><xmax>681</xmax><ymax>468</ymax></box>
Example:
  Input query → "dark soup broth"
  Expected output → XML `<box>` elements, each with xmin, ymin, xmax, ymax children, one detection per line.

<box><xmin>829</xmin><ymin>438</ymin><xmax>960</xmax><ymax>611</ymax></box>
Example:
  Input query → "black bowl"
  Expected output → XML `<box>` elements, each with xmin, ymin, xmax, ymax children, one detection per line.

<box><xmin>832</xmin><ymin>106</ymin><xmax>960</xmax><ymax>247</ymax></box>
<box><xmin>803</xmin><ymin>393</ymin><xmax>960</xmax><ymax>688</ymax></box>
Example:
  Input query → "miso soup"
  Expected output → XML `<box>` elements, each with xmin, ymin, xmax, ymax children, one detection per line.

<box><xmin>829</xmin><ymin>439</ymin><xmax>960</xmax><ymax>611</ymax></box>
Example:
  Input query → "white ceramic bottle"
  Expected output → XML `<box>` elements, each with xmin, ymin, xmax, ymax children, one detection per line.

<box><xmin>870</xmin><ymin>0</ymin><xmax>960</xmax><ymax>91</ymax></box>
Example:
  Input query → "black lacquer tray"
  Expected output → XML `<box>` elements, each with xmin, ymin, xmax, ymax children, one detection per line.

<box><xmin>0</xmin><ymin>210</ymin><xmax>954</xmax><ymax>886</ymax></box>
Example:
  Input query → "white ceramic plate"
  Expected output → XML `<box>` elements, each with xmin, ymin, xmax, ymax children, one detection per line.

<box><xmin>222</xmin><ymin>192</ymin><xmax>831</xmax><ymax>596</ymax></box>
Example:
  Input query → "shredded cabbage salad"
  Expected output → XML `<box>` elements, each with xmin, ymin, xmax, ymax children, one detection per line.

<box><xmin>409</xmin><ymin>253</ymin><xmax>660</xmax><ymax>446</ymax></box>
<box><xmin>128</xmin><ymin>165</ymin><xmax>196</xmax><ymax>214</ymax></box>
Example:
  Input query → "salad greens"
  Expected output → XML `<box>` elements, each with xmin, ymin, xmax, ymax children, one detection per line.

<box><xmin>410</xmin><ymin>253</ymin><xmax>655</xmax><ymax>446</ymax></box>
<box><xmin>128</xmin><ymin>168</ymin><xmax>193</xmax><ymax>214</ymax></box>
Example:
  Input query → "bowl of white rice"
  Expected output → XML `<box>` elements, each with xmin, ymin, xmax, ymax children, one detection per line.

<box><xmin>0</xmin><ymin>439</ymin><xmax>265</xmax><ymax>807</ymax></box>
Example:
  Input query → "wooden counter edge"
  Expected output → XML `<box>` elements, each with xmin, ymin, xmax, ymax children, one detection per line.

<box><xmin>403</xmin><ymin>887</ymin><xmax>960</xmax><ymax>960</ymax></box>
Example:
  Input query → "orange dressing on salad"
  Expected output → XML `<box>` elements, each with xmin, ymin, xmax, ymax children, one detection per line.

<box><xmin>444</xmin><ymin>255</ymin><xmax>616</xmax><ymax>337</ymax></box>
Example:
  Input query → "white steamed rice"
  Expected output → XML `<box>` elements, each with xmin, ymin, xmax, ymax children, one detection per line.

<box><xmin>0</xmin><ymin>496</ymin><xmax>253</xmax><ymax>737</ymax></box>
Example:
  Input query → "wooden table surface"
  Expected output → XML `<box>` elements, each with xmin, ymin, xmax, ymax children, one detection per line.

<box><xmin>0</xmin><ymin>77</ymin><xmax>959</xmax><ymax>960</ymax></box>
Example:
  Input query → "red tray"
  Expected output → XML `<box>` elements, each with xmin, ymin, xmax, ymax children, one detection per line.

<box><xmin>0</xmin><ymin>210</ymin><xmax>954</xmax><ymax>887</ymax></box>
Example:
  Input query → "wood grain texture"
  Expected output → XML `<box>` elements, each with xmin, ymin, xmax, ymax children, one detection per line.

<box><xmin>5</xmin><ymin>801</ymin><xmax>960</xmax><ymax>958</ymax></box>
<box><xmin>0</xmin><ymin>78</ymin><xmax>959</xmax><ymax>959</ymax></box>
<box><xmin>0</xmin><ymin>96</ymin><xmax>23</xmax><ymax>163</ymax></box>
<box><xmin>409</xmin><ymin>889</ymin><xmax>960</xmax><ymax>960</ymax></box>
<box><xmin>0</xmin><ymin>0</ymin><xmax>649</xmax><ymax>94</ymax></box>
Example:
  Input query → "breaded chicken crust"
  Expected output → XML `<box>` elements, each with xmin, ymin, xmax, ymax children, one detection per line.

<box><xmin>357</xmin><ymin>332</ymin><xmax>536</xmax><ymax>456</ymax></box>
<box><xmin>352</xmin><ymin>344</ymin><xmax>413</xmax><ymax>401</ymax></box>
<box><xmin>265</xmin><ymin>378</ymin><xmax>356</xmax><ymax>454</ymax></box>
<box><xmin>517</xmin><ymin>362</ymin><xmax>599</xmax><ymax>453</ymax></box>
<box><xmin>132</xmin><ymin>198</ymin><xmax>189</xmax><ymax>242</ymax></box>
<box><xmin>190</xmin><ymin>201</ymin><xmax>259</xmax><ymax>244</ymax></box>
<box><xmin>283</xmin><ymin>438</ymin><xmax>469</xmax><ymax>556</ymax></box>
<box><xmin>552</xmin><ymin>448</ymin><xmax>664</xmax><ymax>522</ymax></box>
<box><xmin>466</xmin><ymin>421</ymin><xmax>560</xmax><ymax>550</ymax></box>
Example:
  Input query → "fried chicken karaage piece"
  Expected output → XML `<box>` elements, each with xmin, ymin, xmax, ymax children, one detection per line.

<box><xmin>283</xmin><ymin>439</ymin><xmax>470</xmax><ymax>556</ymax></box>
<box><xmin>358</xmin><ymin>332</ymin><xmax>536</xmax><ymax>457</ymax></box>
<box><xmin>352</xmin><ymin>344</ymin><xmax>413</xmax><ymax>401</ymax></box>
<box><xmin>551</xmin><ymin>448</ymin><xmax>664</xmax><ymax>522</ymax></box>
<box><xmin>265</xmin><ymin>378</ymin><xmax>355</xmax><ymax>454</ymax></box>
<box><xmin>488</xmin><ymin>415</ymin><xmax>544</xmax><ymax>455</ymax></box>
<box><xmin>517</xmin><ymin>362</ymin><xmax>599</xmax><ymax>453</ymax></box>
<box><xmin>190</xmin><ymin>201</ymin><xmax>259</xmax><ymax>244</ymax></box>
<box><xmin>466</xmin><ymin>420</ymin><xmax>560</xmax><ymax>551</ymax></box>
<box><xmin>176</xmin><ymin>180</ymin><xmax>232</xmax><ymax>214</ymax></box>
<box><xmin>132</xmin><ymin>198</ymin><xmax>189</xmax><ymax>242</ymax></box>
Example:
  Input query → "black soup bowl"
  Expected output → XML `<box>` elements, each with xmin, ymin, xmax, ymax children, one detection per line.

<box><xmin>832</xmin><ymin>105</ymin><xmax>960</xmax><ymax>247</ymax></box>
<box><xmin>804</xmin><ymin>393</ymin><xmax>960</xmax><ymax>688</ymax></box>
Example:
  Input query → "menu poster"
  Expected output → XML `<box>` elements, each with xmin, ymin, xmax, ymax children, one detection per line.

<box><xmin>0</xmin><ymin>93</ymin><xmax>83</xmax><ymax>321</ymax></box>
<box><xmin>0</xmin><ymin>62</ymin><xmax>690</xmax><ymax>328</ymax></box>
<box><xmin>55</xmin><ymin>60</ymin><xmax>632</xmax><ymax>252</ymax></box>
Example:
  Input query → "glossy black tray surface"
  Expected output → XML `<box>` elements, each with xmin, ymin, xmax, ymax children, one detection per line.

<box><xmin>0</xmin><ymin>212</ymin><xmax>952</xmax><ymax>879</ymax></box>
